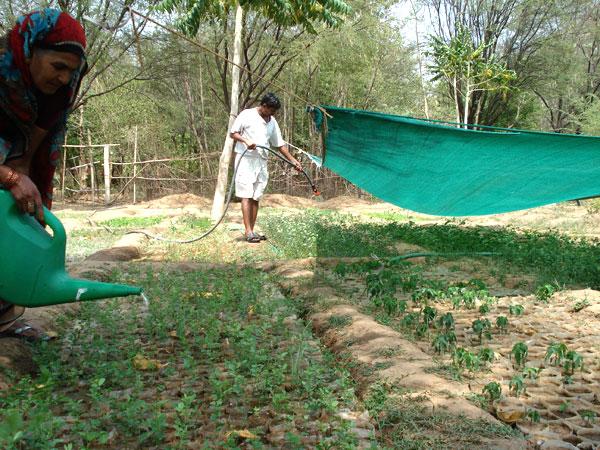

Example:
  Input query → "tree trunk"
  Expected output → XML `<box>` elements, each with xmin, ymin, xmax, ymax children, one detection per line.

<box><xmin>211</xmin><ymin>3</ymin><xmax>244</xmax><ymax>220</ymax></box>
<box><xmin>410</xmin><ymin>0</ymin><xmax>430</xmax><ymax>119</ymax></box>
<box><xmin>453</xmin><ymin>77</ymin><xmax>461</xmax><ymax>125</ymax></box>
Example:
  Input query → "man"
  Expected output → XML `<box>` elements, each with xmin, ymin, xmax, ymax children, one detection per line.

<box><xmin>230</xmin><ymin>93</ymin><xmax>302</xmax><ymax>243</ymax></box>
<box><xmin>0</xmin><ymin>8</ymin><xmax>88</xmax><ymax>340</ymax></box>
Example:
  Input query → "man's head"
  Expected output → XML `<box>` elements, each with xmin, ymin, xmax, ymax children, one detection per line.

<box><xmin>258</xmin><ymin>92</ymin><xmax>281</xmax><ymax>118</ymax></box>
<box><xmin>28</xmin><ymin>48</ymin><xmax>81</xmax><ymax>94</ymax></box>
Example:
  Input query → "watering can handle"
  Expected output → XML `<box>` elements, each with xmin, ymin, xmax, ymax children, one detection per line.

<box><xmin>43</xmin><ymin>207</ymin><xmax>67</xmax><ymax>250</ymax></box>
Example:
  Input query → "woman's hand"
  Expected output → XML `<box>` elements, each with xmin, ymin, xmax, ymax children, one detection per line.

<box><xmin>9</xmin><ymin>174</ymin><xmax>44</xmax><ymax>222</ymax></box>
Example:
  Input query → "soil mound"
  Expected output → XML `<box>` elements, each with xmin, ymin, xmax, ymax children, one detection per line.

<box><xmin>318</xmin><ymin>195</ymin><xmax>378</xmax><ymax>209</ymax></box>
<box><xmin>143</xmin><ymin>193</ymin><xmax>211</xmax><ymax>209</ymax></box>
<box><xmin>261</xmin><ymin>193</ymin><xmax>317</xmax><ymax>208</ymax></box>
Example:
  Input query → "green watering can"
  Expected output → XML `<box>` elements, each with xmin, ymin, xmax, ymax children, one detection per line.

<box><xmin>0</xmin><ymin>190</ymin><xmax>142</xmax><ymax>307</ymax></box>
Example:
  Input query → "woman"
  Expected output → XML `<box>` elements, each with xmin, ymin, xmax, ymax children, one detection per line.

<box><xmin>0</xmin><ymin>8</ymin><xmax>87</xmax><ymax>341</ymax></box>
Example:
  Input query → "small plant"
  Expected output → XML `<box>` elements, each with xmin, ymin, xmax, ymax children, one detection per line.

<box><xmin>432</xmin><ymin>333</ymin><xmax>453</xmax><ymax>354</ymax></box>
<box><xmin>412</xmin><ymin>288</ymin><xmax>444</xmax><ymax>305</ymax></box>
<box><xmin>559</xmin><ymin>400</ymin><xmax>571</xmax><ymax>413</ymax></box>
<box><xmin>422</xmin><ymin>305</ymin><xmax>438</xmax><ymax>326</ymax></box>
<box><xmin>478</xmin><ymin>348</ymin><xmax>495</xmax><ymax>365</ymax></box>
<box><xmin>509</xmin><ymin>375</ymin><xmax>526</xmax><ymax>397</ymax></box>
<box><xmin>452</xmin><ymin>347</ymin><xmax>480</xmax><ymax>372</ymax></box>
<box><xmin>401</xmin><ymin>312</ymin><xmax>420</xmax><ymax>328</ymax></box>
<box><xmin>508</xmin><ymin>304</ymin><xmax>524</xmax><ymax>316</ymax></box>
<box><xmin>471</xmin><ymin>318</ymin><xmax>492</xmax><ymax>343</ymax></box>
<box><xmin>482</xmin><ymin>382</ymin><xmax>502</xmax><ymax>403</ymax></box>
<box><xmin>562</xmin><ymin>350</ymin><xmax>584</xmax><ymax>375</ymax></box>
<box><xmin>478</xmin><ymin>303</ymin><xmax>491</xmax><ymax>314</ymax></box>
<box><xmin>579</xmin><ymin>410</ymin><xmax>597</xmax><ymax>423</ymax></box>
<box><xmin>571</xmin><ymin>298</ymin><xmax>590</xmax><ymax>312</ymax></box>
<box><xmin>535</xmin><ymin>284</ymin><xmax>555</xmax><ymax>303</ymax></box>
<box><xmin>511</xmin><ymin>342</ymin><xmax>528</xmax><ymax>368</ymax></box>
<box><xmin>436</xmin><ymin>312</ymin><xmax>455</xmax><ymax>331</ymax></box>
<box><xmin>545</xmin><ymin>342</ymin><xmax>568</xmax><ymax>366</ymax></box>
<box><xmin>495</xmin><ymin>315</ymin><xmax>509</xmax><ymax>333</ymax></box>
<box><xmin>522</xmin><ymin>367</ymin><xmax>542</xmax><ymax>381</ymax></box>
<box><xmin>333</xmin><ymin>262</ymin><xmax>349</xmax><ymax>278</ymax></box>
<box><xmin>527</xmin><ymin>408</ymin><xmax>541</xmax><ymax>423</ymax></box>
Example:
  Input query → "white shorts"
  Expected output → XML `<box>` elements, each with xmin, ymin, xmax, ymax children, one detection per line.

<box><xmin>234</xmin><ymin>153</ymin><xmax>269</xmax><ymax>200</ymax></box>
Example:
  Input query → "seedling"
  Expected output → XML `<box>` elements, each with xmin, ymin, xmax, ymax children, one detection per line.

<box><xmin>535</xmin><ymin>284</ymin><xmax>555</xmax><ymax>303</ymax></box>
<box><xmin>436</xmin><ymin>312</ymin><xmax>455</xmax><ymax>331</ymax></box>
<box><xmin>508</xmin><ymin>304</ymin><xmax>524</xmax><ymax>316</ymax></box>
<box><xmin>522</xmin><ymin>367</ymin><xmax>542</xmax><ymax>381</ymax></box>
<box><xmin>482</xmin><ymin>382</ymin><xmax>502</xmax><ymax>403</ymax></box>
<box><xmin>401</xmin><ymin>312</ymin><xmax>420</xmax><ymax>328</ymax></box>
<box><xmin>545</xmin><ymin>342</ymin><xmax>568</xmax><ymax>366</ymax></box>
<box><xmin>478</xmin><ymin>348</ymin><xmax>495</xmax><ymax>365</ymax></box>
<box><xmin>527</xmin><ymin>408</ymin><xmax>541</xmax><ymax>423</ymax></box>
<box><xmin>511</xmin><ymin>342</ymin><xmax>528</xmax><ymax>368</ymax></box>
<box><xmin>432</xmin><ymin>333</ymin><xmax>453</xmax><ymax>354</ymax></box>
<box><xmin>562</xmin><ymin>350</ymin><xmax>583</xmax><ymax>375</ymax></box>
<box><xmin>572</xmin><ymin>298</ymin><xmax>590</xmax><ymax>312</ymax></box>
<box><xmin>453</xmin><ymin>347</ymin><xmax>485</xmax><ymax>374</ymax></box>
<box><xmin>495</xmin><ymin>315</ymin><xmax>509</xmax><ymax>333</ymax></box>
<box><xmin>509</xmin><ymin>375</ymin><xmax>526</xmax><ymax>397</ymax></box>
<box><xmin>478</xmin><ymin>303</ymin><xmax>491</xmax><ymax>314</ymax></box>
<box><xmin>422</xmin><ymin>306</ymin><xmax>437</xmax><ymax>327</ymax></box>
<box><xmin>471</xmin><ymin>318</ymin><xmax>492</xmax><ymax>343</ymax></box>
<box><xmin>579</xmin><ymin>410</ymin><xmax>597</xmax><ymax>423</ymax></box>
<box><xmin>559</xmin><ymin>400</ymin><xmax>571</xmax><ymax>413</ymax></box>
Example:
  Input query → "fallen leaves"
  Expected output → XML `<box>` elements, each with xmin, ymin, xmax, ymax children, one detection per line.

<box><xmin>132</xmin><ymin>353</ymin><xmax>167</xmax><ymax>371</ymax></box>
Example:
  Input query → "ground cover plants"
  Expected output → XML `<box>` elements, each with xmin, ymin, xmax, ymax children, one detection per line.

<box><xmin>4</xmin><ymin>200</ymin><xmax>600</xmax><ymax>449</ymax></box>
<box><xmin>293</xmin><ymin>210</ymin><xmax>600</xmax><ymax>447</ymax></box>
<box><xmin>0</xmin><ymin>266</ymin><xmax>364</xmax><ymax>449</ymax></box>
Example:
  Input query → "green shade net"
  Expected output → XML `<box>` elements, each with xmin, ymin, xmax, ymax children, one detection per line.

<box><xmin>317</xmin><ymin>106</ymin><xmax>600</xmax><ymax>216</ymax></box>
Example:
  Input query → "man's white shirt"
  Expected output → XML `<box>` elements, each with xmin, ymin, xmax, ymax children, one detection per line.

<box><xmin>230</xmin><ymin>107</ymin><xmax>285</xmax><ymax>159</ymax></box>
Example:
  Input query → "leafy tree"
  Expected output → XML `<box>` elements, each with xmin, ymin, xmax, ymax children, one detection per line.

<box><xmin>428</xmin><ymin>26</ymin><xmax>516</xmax><ymax>126</ymax></box>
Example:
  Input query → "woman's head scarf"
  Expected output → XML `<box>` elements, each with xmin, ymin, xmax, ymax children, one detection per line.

<box><xmin>0</xmin><ymin>8</ymin><xmax>87</xmax><ymax>209</ymax></box>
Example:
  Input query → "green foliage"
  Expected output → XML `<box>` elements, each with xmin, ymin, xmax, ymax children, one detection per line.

<box><xmin>508</xmin><ymin>304</ymin><xmax>525</xmax><ymax>316</ymax></box>
<box><xmin>545</xmin><ymin>342</ymin><xmax>568</xmax><ymax>366</ymax></box>
<box><xmin>482</xmin><ymin>382</ymin><xmax>502</xmax><ymax>403</ymax></box>
<box><xmin>495</xmin><ymin>316</ymin><xmax>509</xmax><ymax>333</ymax></box>
<box><xmin>436</xmin><ymin>312</ymin><xmax>455</xmax><ymax>331</ymax></box>
<box><xmin>471</xmin><ymin>318</ymin><xmax>492</xmax><ymax>344</ymax></box>
<box><xmin>535</xmin><ymin>284</ymin><xmax>556</xmax><ymax>303</ymax></box>
<box><xmin>452</xmin><ymin>347</ymin><xmax>481</xmax><ymax>373</ymax></box>
<box><xmin>562</xmin><ymin>351</ymin><xmax>584</xmax><ymax>375</ymax></box>
<box><xmin>157</xmin><ymin>0</ymin><xmax>352</xmax><ymax>36</ymax></box>
<box><xmin>527</xmin><ymin>409</ymin><xmax>541</xmax><ymax>423</ymax></box>
<box><xmin>478</xmin><ymin>348</ymin><xmax>495</xmax><ymax>365</ymax></box>
<box><xmin>522</xmin><ymin>367</ymin><xmax>542</xmax><ymax>381</ymax></box>
<box><xmin>428</xmin><ymin>26</ymin><xmax>516</xmax><ymax>125</ymax></box>
<box><xmin>510</xmin><ymin>342</ymin><xmax>528</xmax><ymax>368</ymax></box>
<box><xmin>509</xmin><ymin>375</ymin><xmax>526</xmax><ymax>397</ymax></box>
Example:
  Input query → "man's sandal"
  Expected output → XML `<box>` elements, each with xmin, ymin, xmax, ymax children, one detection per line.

<box><xmin>245</xmin><ymin>232</ymin><xmax>261</xmax><ymax>243</ymax></box>
<box><xmin>256</xmin><ymin>233</ymin><xmax>267</xmax><ymax>241</ymax></box>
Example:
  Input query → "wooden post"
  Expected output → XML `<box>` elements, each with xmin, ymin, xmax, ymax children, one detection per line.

<box><xmin>133</xmin><ymin>126</ymin><xmax>138</xmax><ymax>204</ymax></box>
<box><xmin>61</xmin><ymin>135</ymin><xmax>67</xmax><ymax>201</ymax></box>
<box><xmin>88</xmin><ymin>131</ymin><xmax>95</xmax><ymax>203</ymax></box>
<box><xmin>90</xmin><ymin>151</ymin><xmax>96</xmax><ymax>204</ymax></box>
<box><xmin>103</xmin><ymin>144</ymin><xmax>111</xmax><ymax>205</ymax></box>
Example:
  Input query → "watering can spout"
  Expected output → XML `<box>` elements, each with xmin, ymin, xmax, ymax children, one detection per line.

<box><xmin>38</xmin><ymin>275</ymin><xmax>143</xmax><ymax>307</ymax></box>
<box><xmin>0</xmin><ymin>190</ymin><xmax>142</xmax><ymax>307</ymax></box>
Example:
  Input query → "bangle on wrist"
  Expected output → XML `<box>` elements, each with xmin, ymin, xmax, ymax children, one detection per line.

<box><xmin>3</xmin><ymin>168</ymin><xmax>21</xmax><ymax>188</ymax></box>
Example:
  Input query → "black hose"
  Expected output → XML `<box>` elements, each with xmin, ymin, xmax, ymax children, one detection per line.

<box><xmin>126</xmin><ymin>145</ymin><xmax>319</xmax><ymax>244</ymax></box>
